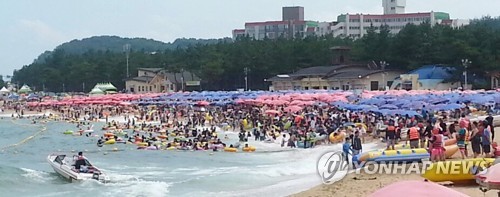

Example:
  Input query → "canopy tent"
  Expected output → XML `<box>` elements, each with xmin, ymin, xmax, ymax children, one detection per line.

<box><xmin>18</xmin><ymin>84</ymin><xmax>32</xmax><ymax>94</ymax></box>
<box><xmin>90</xmin><ymin>83</ymin><xmax>117</xmax><ymax>94</ymax></box>
<box><xmin>89</xmin><ymin>87</ymin><xmax>105</xmax><ymax>96</ymax></box>
<box><xmin>0</xmin><ymin>87</ymin><xmax>10</xmax><ymax>93</ymax></box>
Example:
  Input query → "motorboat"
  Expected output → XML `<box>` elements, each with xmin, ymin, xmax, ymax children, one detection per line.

<box><xmin>47</xmin><ymin>153</ymin><xmax>110</xmax><ymax>183</ymax></box>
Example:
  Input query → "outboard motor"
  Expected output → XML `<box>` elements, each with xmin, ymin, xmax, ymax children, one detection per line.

<box><xmin>92</xmin><ymin>172</ymin><xmax>100</xmax><ymax>180</ymax></box>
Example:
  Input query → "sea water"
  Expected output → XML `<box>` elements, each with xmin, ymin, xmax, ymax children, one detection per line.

<box><xmin>0</xmin><ymin>118</ymin><xmax>376</xmax><ymax>197</ymax></box>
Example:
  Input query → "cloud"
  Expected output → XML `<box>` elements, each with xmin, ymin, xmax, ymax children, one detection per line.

<box><xmin>18</xmin><ymin>19</ymin><xmax>66</xmax><ymax>43</ymax></box>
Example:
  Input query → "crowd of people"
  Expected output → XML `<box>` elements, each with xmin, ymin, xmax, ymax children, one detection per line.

<box><xmin>3</xmin><ymin>96</ymin><xmax>499</xmax><ymax>160</ymax></box>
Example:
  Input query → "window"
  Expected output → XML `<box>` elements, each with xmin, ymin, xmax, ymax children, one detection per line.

<box><xmin>149</xmin><ymin>86</ymin><xmax>152</xmax><ymax>91</ymax></box>
<box><xmin>323</xmin><ymin>86</ymin><xmax>328</xmax><ymax>90</ymax></box>
<box><xmin>391</xmin><ymin>0</ymin><xmax>395</xmax><ymax>2</ymax></box>
<box><xmin>391</xmin><ymin>7</ymin><xmax>395</xmax><ymax>10</ymax></box>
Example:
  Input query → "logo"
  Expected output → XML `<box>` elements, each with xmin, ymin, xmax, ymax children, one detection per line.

<box><xmin>317</xmin><ymin>151</ymin><xmax>349</xmax><ymax>184</ymax></box>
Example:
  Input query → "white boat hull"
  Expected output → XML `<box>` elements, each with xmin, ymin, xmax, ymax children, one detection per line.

<box><xmin>47</xmin><ymin>154</ymin><xmax>109</xmax><ymax>183</ymax></box>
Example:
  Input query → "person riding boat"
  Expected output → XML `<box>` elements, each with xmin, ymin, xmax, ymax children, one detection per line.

<box><xmin>74</xmin><ymin>152</ymin><xmax>90</xmax><ymax>173</ymax></box>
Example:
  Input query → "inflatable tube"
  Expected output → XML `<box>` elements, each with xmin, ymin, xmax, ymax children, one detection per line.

<box><xmin>421</xmin><ymin>158</ymin><xmax>495</xmax><ymax>182</ymax></box>
<box><xmin>63</xmin><ymin>130</ymin><xmax>73</xmax><ymax>135</ymax></box>
<box><xmin>137</xmin><ymin>146</ymin><xmax>146</xmax><ymax>150</ymax></box>
<box><xmin>116</xmin><ymin>140</ymin><xmax>126</xmax><ymax>144</ymax></box>
<box><xmin>444</xmin><ymin>144</ymin><xmax>459</xmax><ymax>158</ymax></box>
<box><xmin>166</xmin><ymin>147</ymin><xmax>176</xmax><ymax>150</ymax></box>
<box><xmin>104</xmin><ymin>139</ymin><xmax>116</xmax><ymax>145</ymax></box>
<box><xmin>444</xmin><ymin>138</ymin><xmax>457</xmax><ymax>146</ymax></box>
<box><xmin>224</xmin><ymin>147</ymin><xmax>238</xmax><ymax>152</ymax></box>
<box><xmin>137</xmin><ymin>142</ymin><xmax>148</xmax><ymax>147</ymax></box>
<box><xmin>158</xmin><ymin>135</ymin><xmax>168</xmax><ymax>139</ymax></box>
<box><xmin>242</xmin><ymin>146</ymin><xmax>256</xmax><ymax>152</ymax></box>
<box><xmin>329</xmin><ymin>132</ymin><xmax>345</xmax><ymax>143</ymax></box>
<box><xmin>83</xmin><ymin>130</ymin><xmax>94</xmax><ymax>133</ymax></box>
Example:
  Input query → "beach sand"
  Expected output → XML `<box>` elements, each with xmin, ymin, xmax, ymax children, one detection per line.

<box><xmin>293</xmin><ymin>129</ymin><xmax>500</xmax><ymax>197</ymax></box>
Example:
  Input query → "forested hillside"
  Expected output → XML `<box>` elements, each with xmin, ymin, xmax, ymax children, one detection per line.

<box><xmin>12</xmin><ymin>17</ymin><xmax>500</xmax><ymax>92</ymax></box>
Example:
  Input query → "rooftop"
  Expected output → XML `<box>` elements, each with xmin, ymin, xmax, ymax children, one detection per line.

<box><xmin>137</xmin><ymin>68</ymin><xmax>164</xmax><ymax>73</ymax></box>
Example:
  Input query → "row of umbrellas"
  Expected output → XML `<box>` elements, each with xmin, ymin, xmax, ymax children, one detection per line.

<box><xmin>25</xmin><ymin>90</ymin><xmax>500</xmax><ymax>116</ymax></box>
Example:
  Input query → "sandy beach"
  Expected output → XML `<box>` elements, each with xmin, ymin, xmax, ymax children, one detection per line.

<box><xmin>293</xmin><ymin>129</ymin><xmax>500</xmax><ymax>197</ymax></box>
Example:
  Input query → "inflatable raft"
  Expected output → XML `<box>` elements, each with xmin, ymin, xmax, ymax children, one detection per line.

<box><xmin>358</xmin><ymin>148</ymin><xmax>430</xmax><ymax>163</ymax></box>
<box><xmin>421</xmin><ymin>158</ymin><xmax>495</xmax><ymax>182</ymax></box>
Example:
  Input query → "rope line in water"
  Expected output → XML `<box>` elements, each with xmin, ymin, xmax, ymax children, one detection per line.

<box><xmin>1</xmin><ymin>120</ymin><xmax>47</xmax><ymax>151</ymax></box>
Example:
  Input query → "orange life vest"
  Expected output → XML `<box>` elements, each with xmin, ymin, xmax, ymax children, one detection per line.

<box><xmin>409</xmin><ymin>127</ymin><xmax>419</xmax><ymax>140</ymax></box>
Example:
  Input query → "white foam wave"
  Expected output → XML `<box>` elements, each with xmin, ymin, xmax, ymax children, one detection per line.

<box><xmin>20</xmin><ymin>168</ymin><xmax>55</xmax><ymax>182</ymax></box>
<box><xmin>104</xmin><ymin>180</ymin><xmax>171</xmax><ymax>197</ymax></box>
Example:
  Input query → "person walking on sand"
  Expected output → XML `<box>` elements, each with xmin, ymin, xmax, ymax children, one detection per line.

<box><xmin>408</xmin><ymin>126</ymin><xmax>420</xmax><ymax>149</ymax></box>
<box><xmin>343</xmin><ymin>137</ymin><xmax>352</xmax><ymax>163</ymax></box>
<box><xmin>482</xmin><ymin>120</ymin><xmax>492</xmax><ymax>158</ymax></box>
<box><xmin>470</xmin><ymin>121</ymin><xmax>482</xmax><ymax>158</ymax></box>
<box><xmin>352</xmin><ymin>131</ymin><xmax>362</xmax><ymax>156</ymax></box>
<box><xmin>386</xmin><ymin>124</ymin><xmax>396</xmax><ymax>150</ymax></box>
<box><xmin>457</xmin><ymin>123</ymin><xmax>467</xmax><ymax>159</ymax></box>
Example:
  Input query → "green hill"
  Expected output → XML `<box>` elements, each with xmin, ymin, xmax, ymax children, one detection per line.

<box><xmin>34</xmin><ymin>36</ymin><xmax>232</xmax><ymax>63</ymax></box>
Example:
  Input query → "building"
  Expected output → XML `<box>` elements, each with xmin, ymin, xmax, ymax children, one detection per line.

<box><xmin>282</xmin><ymin>6</ymin><xmax>304</xmax><ymax>21</ymax></box>
<box><xmin>267</xmin><ymin>47</ymin><xmax>403</xmax><ymax>91</ymax></box>
<box><xmin>232</xmin><ymin>6</ymin><xmax>321</xmax><ymax>40</ymax></box>
<box><xmin>233</xmin><ymin>0</ymin><xmax>469</xmax><ymax>40</ymax></box>
<box><xmin>330</xmin><ymin>0</ymin><xmax>468</xmax><ymax>38</ymax></box>
<box><xmin>390</xmin><ymin>65</ymin><xmax>461</xmax><ymax>90</ymax></box>
<box><xmin>382</xmin><ymin>0</ymin><xmax>406</xmax><ymax>15</ymax></box>
<box><xmin>331</xmin><ymin>12</ymin><xmax>453</xmax><ymax>38</ymax></box>
<box><xmin>125</xmin><ymin>68</ymin><xmax>201</xmax><ymax>93</ymax></box>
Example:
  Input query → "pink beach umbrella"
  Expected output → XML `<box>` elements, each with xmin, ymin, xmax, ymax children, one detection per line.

<box><xmin>196</xmin><ymin>101</ymin><xmax>210</xmax><ymax>106</ymax></box>
<box><xmin>264</xmin><ymin>110</ymin><xmax>281</xmax><ymax>115</ymax></box>
<box><xmin>476</xmin><ymin>163</ymin><xmax>500</xmax><ymax>190</ymax></box>
<box><xmin>369</xmin><ymin>180</ymin><xmax>468</xmax><ymax>197</ymax></box>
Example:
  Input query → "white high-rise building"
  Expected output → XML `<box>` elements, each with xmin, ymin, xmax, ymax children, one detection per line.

<box><xmin>382</xmin><ymin>0</ymin><xmax>406</xmax><ymax>14</ymax></box>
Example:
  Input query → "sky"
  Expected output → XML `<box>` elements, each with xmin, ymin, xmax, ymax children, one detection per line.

<box><xmin>0</xmin><ymin>0</ymin><xmax>498</xmax><ymax>78</ymax></box>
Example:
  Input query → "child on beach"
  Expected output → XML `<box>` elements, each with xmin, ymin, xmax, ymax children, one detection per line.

<box><xmin>430</xmin><ymin>128</ymin><xmax>445</xmax><ymax>162</ymax></box>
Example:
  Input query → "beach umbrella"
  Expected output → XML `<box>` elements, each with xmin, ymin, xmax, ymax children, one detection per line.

<box><xmin>264</xmin><ymin>110</ymin><xmax>281</xmax><ymax>115</ymax></box>
<box><xmin>196</xmin><ymin>101</ymin><xmax>210</xmax><ymax>106</ymax></box>
<box><xmin>369</xmin><ymin>180</ymin><xmax>468</xmax><ymax>197</ymax></box>
<box><xmin>476</xmin><ymin>163</ymin><xmax>500</xmax><ymax>190</ymax></box>
<box><xmin>379</xmin><ymin>104</ymin><xmax>398</xmax><ymax>110</ymax></box>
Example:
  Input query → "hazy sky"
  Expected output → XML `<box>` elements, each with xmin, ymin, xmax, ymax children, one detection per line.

<box><xmin>0</xmin><ymin>0</ymin><xmax>498</xmax><ymax>77</ymax></box>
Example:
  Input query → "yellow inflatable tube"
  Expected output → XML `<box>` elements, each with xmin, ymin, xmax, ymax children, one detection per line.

<box><xmin>329</xmin><ymin>132</ymin><xmax>345</xmax><ymax>143</ymax></box>
<box><xmin>104</xmin><ymin>139</ymin><xmax>116</xmax><ymax>145</ymax></box>
<box><xmin>242</xmin><ymin>146</ymin><xmax>256</xmax><ymax>152</ymax></box>
<box><xmin>421</xmin><ymin>158</ymin><xmax>495</xmax><ymax>182</ymax></box>
<box><xmin>224</xmin><ymin>147</ymin><xmax>238</xmax><ymax>152</ymax></box>
<box><xmin>137</xmin><ymin>142</ymin><xmax>148</xmax><ymax>147</ymax></box>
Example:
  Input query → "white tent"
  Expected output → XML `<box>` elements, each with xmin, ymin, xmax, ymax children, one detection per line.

<box><xmin>0</xmin><ymin>87</ymin><xmax>9</xmax><ymax>93</ymax></box>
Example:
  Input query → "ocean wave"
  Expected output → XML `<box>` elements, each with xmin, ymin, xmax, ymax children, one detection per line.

<box><xmin>103</xmin><ymin>179</ymin><xmax>171</xmax><ymax>197</ymax></box>
<box><xmin>20</xmin><ymin>167</ymin><xmax>56</xmax><ymax>183</ymax></box>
